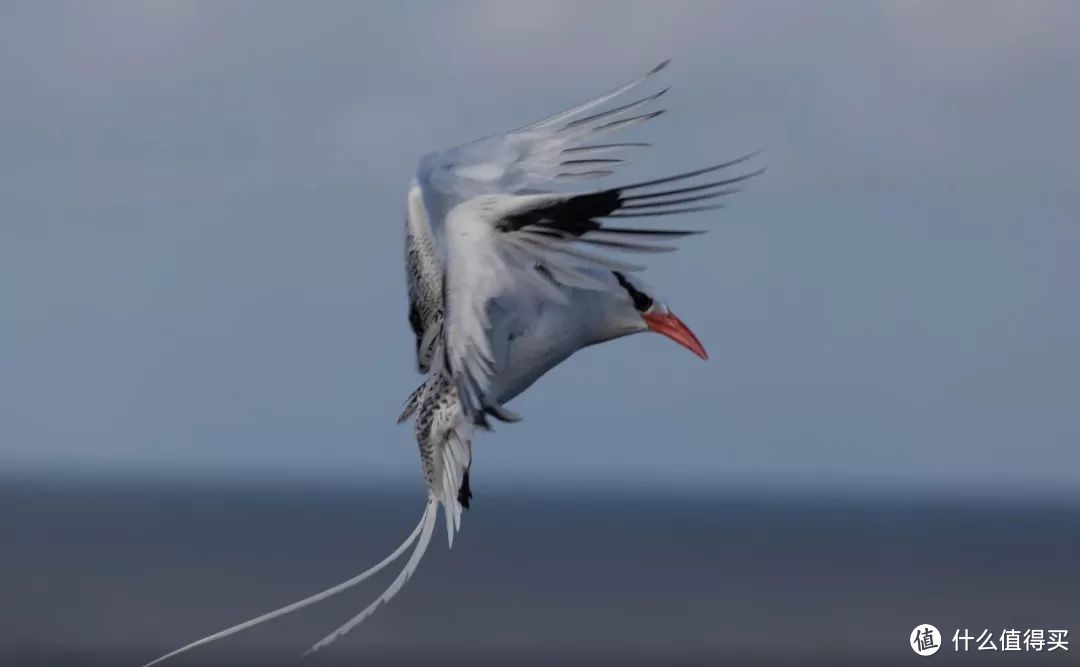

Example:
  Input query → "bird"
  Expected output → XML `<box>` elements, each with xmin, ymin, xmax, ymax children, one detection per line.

<box><xmin>403</xmin><ymin>59</ymin><xmax>760</xmax><ymax>426</ymax></box>
<box><xmin>140</xmin><ymin>60</ymin><xmax>762</xmax><ymax>666</ymax></box>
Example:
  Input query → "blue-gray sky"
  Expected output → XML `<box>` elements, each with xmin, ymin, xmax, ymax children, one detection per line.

<box><xmin>2</xmin><ymin>1</ymin><xmax>1078</xmax><ymax>493</ymax></box>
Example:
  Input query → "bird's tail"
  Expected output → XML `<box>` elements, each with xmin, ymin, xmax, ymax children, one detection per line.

<box><xmin>305</xmin><ymin>411</ymin><xmax>472</xmax><ymax>652</ymax></box>
<box><xmin>141</xmin><ymin>375</ymin><xmax>474</xmax><ymax>666</ymax></box>
<box><xmin>138</xmin><ymin>498</ymin><xmax>438</xmax><ymax>667</ymax></box>
<box><xmin>305</xmin><ymin>495</ymin><xmax>439</xmax><ymax>654</ymax></box>
<box><xmin>302</xmin><ymin>383</ymin><xmax>476</xmax><ymax>652</ymax></box>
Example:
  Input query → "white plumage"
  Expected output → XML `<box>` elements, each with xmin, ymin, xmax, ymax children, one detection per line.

<box><xmin>141</xmin><ymin>60</ymin><xmax>762</xmax><ymax>667</ymax></box>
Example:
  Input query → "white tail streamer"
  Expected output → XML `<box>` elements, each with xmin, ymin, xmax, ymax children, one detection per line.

<box><xmin>139</xmin><ymin>505</ymin><xmax>429</xmax><ymax>667</ymax></box>
<box><xmin>305</xmin><ymin>497</ymin><xmax>440</xmax><ymax>655</ymax></box>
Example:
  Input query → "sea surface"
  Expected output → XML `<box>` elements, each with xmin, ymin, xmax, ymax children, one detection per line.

<box><xmin>1</xmin><ymin>477</ymin><xmax>1077</xmax><ymax>666</ymax></box>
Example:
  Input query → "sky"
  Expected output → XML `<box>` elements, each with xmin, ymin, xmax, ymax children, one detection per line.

<box><xmin>1</xmin><ymin>1</ymin><xmax>1078</xmax><ymax>494</ymax></box>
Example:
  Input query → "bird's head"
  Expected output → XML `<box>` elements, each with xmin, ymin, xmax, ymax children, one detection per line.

<box><xmin>608</xmin><ymin>271</ymin><xmax>708</xmax><ymax>360</ymax></box>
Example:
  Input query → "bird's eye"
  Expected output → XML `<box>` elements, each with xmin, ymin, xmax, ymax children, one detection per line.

<box><xmin>612</xmin><ymin>271</ymin><xmax>654</xmax><ymax>312</ymax></box>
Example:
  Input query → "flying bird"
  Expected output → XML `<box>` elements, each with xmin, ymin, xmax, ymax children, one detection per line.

<box><xmin>141</xmin><ymin>60</ymin><xmax>762</xmax><ymax>666</ymax></box>
<box><xmin>404</xmin><ymin>59</ymin><xmax>761</xmax><ymax>429</ymax></box>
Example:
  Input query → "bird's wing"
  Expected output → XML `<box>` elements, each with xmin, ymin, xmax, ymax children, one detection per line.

<box><xmin>442</xmin><ymin>155</ymin><xmax>764</xmax><ymax>425</ymax></box>
<box><xmin>415</xmin><ymin>60</ymin><xmax>672</xmax><ymax>242</ymax></box>
<box><xmin>406</xmin><ymin>60</ymin><xmax>681</xmax><ymax>375</ymax></box>
<box><xmin>405</xmin><ymin>183</ymin><xmax>445</xmax><ymax>373</ymax></box>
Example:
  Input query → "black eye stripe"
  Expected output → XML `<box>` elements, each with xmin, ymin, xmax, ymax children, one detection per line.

<box><xmin>612</xmin><ymin>271</ymin><xmax>653</xmax><ymax>312</ymax></box>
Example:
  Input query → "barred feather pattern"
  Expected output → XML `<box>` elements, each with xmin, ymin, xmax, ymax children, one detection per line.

<box><xmin>405</xmin><ymin>183</ymin><xmax>445</xmax><ymax>373</ymax></box>
<box><xmin>412</xmin><ymin>369</ymin><xmax>471</xmax><ymax>546</ymax></box>
<box><xmin>304</xmin><ymin>371</ymin><xmax>472</xmax><ymax>653</ymax></box>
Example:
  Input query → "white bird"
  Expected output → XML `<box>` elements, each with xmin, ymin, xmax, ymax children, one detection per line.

<box><xmin>140</xmin><ymin>60</ymin><xmax>762</xmax><ymax>666</ymax></box>
<box><xmin>404</xmin><ymin>60</ymin><xmax>760</xmax><ymax>424</ymax></box>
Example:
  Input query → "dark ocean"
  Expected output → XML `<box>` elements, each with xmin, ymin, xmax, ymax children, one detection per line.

<box><xmin>1</xmin><ymin>477</ymin><xmax>1076</xmax><ymax>667</ymax></box>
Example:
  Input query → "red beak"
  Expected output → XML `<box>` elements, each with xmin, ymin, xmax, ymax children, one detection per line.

<box><xmin>642</xmin><ymin>310</ymin><xmax>708</xmax><ymax>360</ymax></box>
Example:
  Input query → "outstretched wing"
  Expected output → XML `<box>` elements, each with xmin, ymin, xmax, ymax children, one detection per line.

<box><xmin>415</xmin><ymin>61</ymin><xmax>672</xmax><ymax>245</ymax></box>
<box><xmin>442</xmin><ymin>155</ymin><xmax>764</xmax><ymax>426</ymax></box>
<box><xmin>405</xmin><ymin>61</ymin><xmax>673</xmax><ymax>376</ymax></box>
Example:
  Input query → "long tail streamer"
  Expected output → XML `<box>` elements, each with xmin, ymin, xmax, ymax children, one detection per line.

<box><xmin>139</xmin><ymin>501</ymin><xmax>433</xmax><ymax>667</ymax></box>
<box><xmin>305</xmin><ymin>497</ymin><xmax>439</xmax><ymax>654</ymax></box>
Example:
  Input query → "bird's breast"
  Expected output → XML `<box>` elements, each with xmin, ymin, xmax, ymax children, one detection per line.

<box><xmin>490</xmin><ymin>301</ymin><xmax>595</xmax><ymax>405</ymax></box>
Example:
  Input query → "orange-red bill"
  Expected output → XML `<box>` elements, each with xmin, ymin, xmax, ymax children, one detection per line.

<box><xmin>642</xmin><ymin>310</ymin><xmax>708</xmax><ymax>360</ymax></box>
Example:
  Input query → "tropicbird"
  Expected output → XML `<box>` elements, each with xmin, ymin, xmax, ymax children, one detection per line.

<box><xmin>140</xmin><ymin>60</ymin><xmax>762</xmax><ymax>666</ymax></box>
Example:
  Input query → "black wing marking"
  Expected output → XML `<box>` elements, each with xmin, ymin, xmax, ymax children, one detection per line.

<box><xmin>499</xmin><ymin>152</ymin><xmax>765</xmax><ymax>248</ymax></box>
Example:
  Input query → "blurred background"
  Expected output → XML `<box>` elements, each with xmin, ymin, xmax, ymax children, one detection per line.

<box><xmin>1</xmin><ymin>2</ymin><xmax>1077</xmax><ymax>665</ymax></box>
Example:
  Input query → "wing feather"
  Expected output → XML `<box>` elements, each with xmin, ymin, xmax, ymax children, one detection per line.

<box><xmin>416</xmin><ymin>61</ymin><xmax>672</xmax><ymax>233</ymax></box>
<box><xmin>515</xmin><ymin>60</ymin><xmax>670</xmax><ymax>132</ymax></box>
